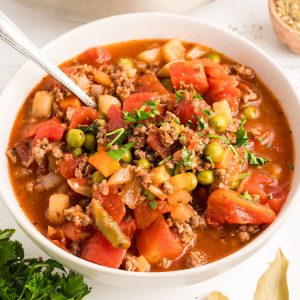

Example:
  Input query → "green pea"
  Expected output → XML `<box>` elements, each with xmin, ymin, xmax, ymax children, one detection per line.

<box><xmin>197</xmin><ymin>170</ymin><xmax>214</xmax><ymax>186</ymax></box>
<box><xmin>204</xmin><ymin>142</ymin><xmax>224</xmax><ymax>164</ymax></box>
<box><xmin>161</xmin><ymin>78</ymin><xmax>173</xmax><ymax>92</ymax></box>
<box><xmin>92</xmin><ymin>171</ymin><xmax>105</xmax><ymax>184</ymax></box>
<box><xmin>142</xmin><ymin>189</ymin><xmax>156</xmax><ymax>201</ymax></box>
<box><xmin>84</xmin><ymin>133</ymin><xmax>96</xmax><ymax>151</ymax></box>
<box><xmin>121</xmin><ymin>148</ymin><xmax>132</xmax><ymax>163</ymax></box>
<box><xmin>205</xmin><ymin>52</ymin><xmax>221</xmax><ymax>63</ymax></box>
<box><xmin>137</xmin><ymin>158</ymin><xmax>151</xmax><ymax>169</ymax></box>
<box><xmin>209</xmin><ymin>115</ymin><xmax>228</xmax><ymax>133</ymax></box>
<box><xmin>66</xmin><ymin>129</ymin><xmax>85</xmax><ymax>148</ymax></box>
<box><xmin>243</xmin><ymin>106</ymin><xmax>259</xmax><ymax>120</ymax></box>
<box><xmin>186</xmin><ymin>172</ymin><xmax>198</xmax><ymax>191</ymax></box>
<box><xmin>72</xmin><ymin>147</ymin><xmax>82</xmax><ymax>157</ymax></box>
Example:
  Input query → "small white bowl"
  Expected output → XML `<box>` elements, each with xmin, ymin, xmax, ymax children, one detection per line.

<box><xmin>0</xmin><ymin>13</ymin><xmax>299</xmax><ymax>289</ymax></box>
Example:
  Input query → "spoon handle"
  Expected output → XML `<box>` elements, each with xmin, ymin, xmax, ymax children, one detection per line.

<box><xmin>0</xmin><ymin>10</ymin><xmax>96</xmax><ymax>108</ymax></box>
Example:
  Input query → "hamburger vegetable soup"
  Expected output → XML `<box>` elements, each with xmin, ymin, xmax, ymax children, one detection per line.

<box><xmin>7</xmin><ymin>39</ymin><xmax>294</xmax><ymax>272</ymax></box>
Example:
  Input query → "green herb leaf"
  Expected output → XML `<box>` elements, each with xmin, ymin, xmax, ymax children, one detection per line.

<box><xmin>123</xmin><ymin>100</ymin><xmax>160</xmax><ymax>123</ymax></box>
<box><xmin>202</xmin><ymin>109</ymin><xmax>213</xmax><ymax>117</ymax></box>
<box><xmin>245</xmin><ymin>150</ymin><xmax>268</xmax><ymax>166</ymax></box>
<box><xmin>241</xmin><ymin>190</ymin><xmax>253</xmax><ymax>201</ymax></box>
<box><xmin>149</xmin><ymin>200</ymin><xmax>158</xmax><ymax>209</ymax></box>
<box><xmin>158</xmin><ymin>155</ymin><xmax>172</xmax><ymax>166</ymax></box>
<box><xmin>235</xmin><ymin>117</ymin><xmax>248</xmax><ymax>147</ymax></box>
<box><xmin>78</xmin><ymin>120</ymin><xmax>100</xmax><ymax>136</ymax></box>
<box><xmin>193</xmin><ymin>93</ymin><xmax>203</xmax><ymax>100</ymax></box>
<box><xmin>106</xmin><ymin>128</ymin><xmax>125</xmax><ymax>148</ymax></box>
<box><xmin>175</xmin><ymin>90</ymin><xmax>184</xmax><ymax>103</ymax></box>
<box><xmin>181</xmin><ymin>147</ymin><xmax>197</xmax><ymax>170</ymax></box>
<box><xmin>198</xmin><ymin>117</ymin><xmax>205</xmax><ymax>130</ymax></box>
<box><xmin>107</xmin><ymin>142</ymin><xmax>135</xmax><ymax>161</ymax></box>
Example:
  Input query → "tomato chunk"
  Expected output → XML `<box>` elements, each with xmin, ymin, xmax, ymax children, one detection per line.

<box><xmin>107</xmin><ymin>105</ymin><xmax>125</xmax><ymax>131</ymax></box>
<box><xmin>120</xmin><ymin>216</ymin><xmax>136</xmax><ymax>239</ymax></box>
<box><xmin>136</xmin><ymin>74</ymin><xmax>169</xmax><ymax>95</ymax></box>
<box><xmin>69</xmin><ymin>107</ymin><xmax>98</xmax><ymax>129</ymax></box>
<box><xmin>147</xmin><ymin>130</ymin><xmax>172</xmax><ymax>158</ymax></box>
<box><xmin>80</xmin><ymin>231</ymin><xmax>126</xmax><ymax>268</ymax></box>
<box><xmin>93</xmin><ymin>185</ymin><xmax>126</xmax><ymax>224</ymax></box>
<box><xmin>206</xmin><ymin>189</ymin><xmax>276</xmax><ymax>226</ymax></box>
<box><xmin>134</xmin><ymin>200</ymin><xmax>172</xmax><ymax>229</ymax></box>
<box><xmin>60</xmin><ymin>222</ymin><xmax>90</xmax><ymax>242</ymax></box>
<box><xmin>123</xmin><ymin>92</ymin><xmax>154</xmax><ymax>112</ymax></box>
<box><xmin>169</xmin><ymin>60</ymin><xmax>209</xmax><ymax>94</ymax></box>
<box><xmin>59</xmin><ymin>156</ymin><xmax>81</xmax><ymax>179</ymax></box>
<box><xmin>136</xmin><ymin>216</ymin><xmax>184</xmax><ymax>263</ymax></box>
<box><xmin>77</xmin><ymin>46</ymin><xmax>111</xmax><ymax>65</ymax></box>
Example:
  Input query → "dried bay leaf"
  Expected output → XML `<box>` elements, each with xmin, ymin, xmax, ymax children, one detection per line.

<box><xmin>254</xmin><ymin>249</ymin><xmax>289</xmax><ymax>300</ymax></box>
<box><xmin>205</xmin><ymin>291</ymin><xmax>230</xmax><ymax>300</ymax></box>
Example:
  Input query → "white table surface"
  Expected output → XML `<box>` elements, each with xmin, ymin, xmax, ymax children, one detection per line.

<box><xmin>0</xmin><ymin>0</ymin><xmax>299</xmax><ymax>299</ymax></box>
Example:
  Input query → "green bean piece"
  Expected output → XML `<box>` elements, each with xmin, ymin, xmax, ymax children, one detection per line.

<box><xmin>84</xmin><ymin>133</ymin><xmax>96</xmax><ymax>151</ymax></box>
<box><xmin>66</xmin><ymin>129</ymin><xmax>85</xmax><ymax>148</ymax></box>
<box><xmin>92</xmin><ymin>199</ymin><xmax>130</xmax><ymax>249</ymax></box>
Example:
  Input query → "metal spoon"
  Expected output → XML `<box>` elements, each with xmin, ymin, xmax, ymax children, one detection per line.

<box><xmin>0</xmin><ymin>10</ymin><xmax>96</xmax><ymax>108</ymax></box>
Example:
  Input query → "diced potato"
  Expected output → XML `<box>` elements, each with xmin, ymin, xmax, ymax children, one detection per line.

<box><xmin>98</xmin><ymin>95</ymin><xmax>121</xmax><ymax>115</ymax></box>
<box><xmin>167</xmin><ymin>190</ymin><xmax>193</xmax><ymax>206</ymax></box>
<box><xmin>47</xmin><ymin>194</ymin><xmax>70</xmax><ymax>224</ymax></box>
<box><xmin>150</xmin><ymin>166</ymin><xmax>170</xmax><ymax>185</ymax></box>
<box><xmin>162</xmin><ymin>39</ymin><xmax>185</xmax><ymax>62</ymax></box>
<box><xmin>148</xmin><ymin>185</ymin><xmax>167</xmax><ymax>200</ymax></box>
<box><xmin>89</xmin><ymin>151</ymin><xmax>121</xmax><ymax>177</ymax></box>
<box><xmin>137</xmin><ymin>47</ymin><xmax>162</xmax><ymax>64</ymax></box>
<box><xmin>136</xmin><ymin>255</ymin><xmax>150</xmax><ymax>272</ymax></box>
<box><xmin>157</xmin><ymin>59</ymin><xmax>185</xmax><ymax>78</ymax></box>
<box><xmin>213</xmin><ymin>100</ymin><xmax>233</xmax><ymax>123</ymax></box>
<box><xmin>168</xmin><ymin>173</ymin><xmax>191</xmax><ymax>191</ymax></box>
<box><xmin>185</xmin><ymin>44</ymin><xmax>209</xmax><ymax>60</ymax></box>
<box><xmin>117</xmin><ymin>58</ymin><xmax>137</xmax><ymax>78</ymax></box>
<box><xmin>171</xmin><ymin>203</ymin><xmax>193</xmax><ymax>222</ymax></box>
<box><xmin>93</xmin><ymin>71</ymin><xmax>113</xmax><ymax>87</ymax></box>
<box><xmin>32</xmin><ymin>91</ymin><xmax>54</xmax><ymax>118</ymax></box>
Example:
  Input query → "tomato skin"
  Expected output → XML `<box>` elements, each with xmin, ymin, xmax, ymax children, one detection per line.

<box><xmin>169</xmin><ymin>61</ymin><xmax>209</xmax><ymax>94</ymax></box>
<box><xmin>134</xmin><ymin>200</ymin><xmax>172</xmax><ymax>230</ymax></box>
<box><xmin>59</xmin><ymin>156</ymin><xmax>81</xmax><ymax>179</ymax></box>
<box><xmin>60</xmin><ymin>222</ymin><xmax>90</xmax><ymax>242</ymax></box>
<box><xmin>123</xmin><ymin>92</ymin><xmax>154</xmax><ymax>113</ymax></box>
<box><xmin>120</xmin><ymin>216</ymin><xmax>136</xmax><ymax>239</ymax></box>
<box><xmin>107</xmin><ymin>105</ymin><xmax>125</xmax><ymax>131</ymax></box>
<box><xmin>206</xmin><ymin>189</ymin><xmax>276</xmax><ymax>226</ymax></box>
<box><xmin>80</xmin><ymin>231</ymin><xmax>126</xmax><ymax>268</ymax></box>
<box><xmin>136</xmin><ymin>216</ymin><xmax>184</xmax><ymax>263</ymax></box>
<box><xmin>136</xmin><ymin>74</ymin><xmax>169</xmax><ymax>95</ymax></box>
<box><xmin>69</xmin><ymin>107</ymin><xmax>98</xmax><ymax>129</ymax></box>
<box><xmin>77</xmin><ymin>46</ymin><xmax>111</xmax><ymax>65</ymax></box>
<box><xmin>93</xmin><ymin>185</ymin><xmax>126</xmax><ymax>224</ymax></box>
<box><xmin>147</xmin><ymin>130</ymin><xmax>172</xmax><ymax>158</ymax></box>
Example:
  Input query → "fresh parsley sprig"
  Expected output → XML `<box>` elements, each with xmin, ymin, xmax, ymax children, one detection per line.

<box><xmin>123</xmin><ymin>100</ymin><xmax>160</xmax><ymax>123</ymax></box>
<box><xmin>0</xmin><ymin>228</ymin><xmax>91</xmax><ymax>300</ymax></box>
<box><xmin>78</xmin><ymin>120</ymin><xmax>100</xmax><ymax>136</ymax></box>
<box><xmin>107</xmin><ymin>142</ymin><xmax>135</xmax><ymax>161</ymax></box>
<box><xmin>235</xmin><ymin>117</ymin><xmax>248</xmax><ymax>147</ymax></box>
<box><xmin>245</xmin><ymin>149</ymin><xmax>268</xmax><ymax>166</ymax></box>
<box><xmin>106</xmin><ymin>128</ymin><xmax>125</xmax><ymax>148</ymax></box>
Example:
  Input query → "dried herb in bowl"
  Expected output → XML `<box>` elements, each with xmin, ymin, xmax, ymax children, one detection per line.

<box><xmin>274</xmin><ymin>0</ymin><xmax>300</xmax><ymax>31</ymax></box>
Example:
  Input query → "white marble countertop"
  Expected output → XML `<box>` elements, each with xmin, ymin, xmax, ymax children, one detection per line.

<box><xmin>0</xmin><ymin>0</ymin><xmax>299</xmax><ymax>299</ymax></box>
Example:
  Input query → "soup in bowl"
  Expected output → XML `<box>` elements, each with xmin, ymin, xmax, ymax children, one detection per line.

<box><xmin>0</xmin><ymin>13</ymin><xmax>299</xmax><ymax>288</ymax></box>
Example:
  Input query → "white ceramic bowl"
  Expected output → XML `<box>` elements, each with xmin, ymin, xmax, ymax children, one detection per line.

<box><xmin>0</xmin><ymin>13</ymin><xmax>299</xmax><ymax>289</ymax></box>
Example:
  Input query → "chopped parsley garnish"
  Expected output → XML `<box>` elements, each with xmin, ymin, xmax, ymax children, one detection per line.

<box><xmin>257</xmin><ymin>136</ymin><xmax>264</xmax><ymax>143</ymax></box>
<box><xmin>158</xmin><ymin>155</ymin><xmax>172</xmax><ymax>166</ymax></box>
<box><xmin>228</xmin><ymin>144</ymin><xmax>239</xmax><ymax>157</ymax></box>
<box><xmin>288</xmin><ymin>162</ymin><xmax>295</xmax><ymax>170</ymax></box>
<box><xmin>202</xmin><ymin>109</ymin><xmax>213</xmax><ymax>117</ymax></box>
<box><xmin>123</xmin><ymin>100</ymin><xmax>160</xmax><ymax>123</ymax></box>
<box><xmin>235</xmin><ymin>117</ymin><xmax>248</xmax><ymax>147</ymax></box>
<box><xmin>245</xmin><ymin>150</ymin><xmax>268</xmax><ymax>166</ymax></box>
<box><xmin>193</xmin><ymin>93</ymin><xmax>203</xmax><ymax>100</ymax></box>
<box><xmin>173</xmin><ymin>163</ymin><xmax>181</xmax><ymax>176</ymax></box>
<box><xmin>181</xmin><ymin>147</ymin><xmax>197</xmax><ymax>170</ymax></box>
<box><xmin>198</xmin><ymin>117</ymin><xmax>205</xmax><ymax>130</ymax></box>
<box><xmin>175</xmin><ymin>90</ymin><xmax>184</xmax><ymax>103</ymax></box>
<box><xmin>149</xmin><ymin>200</ymin><xmax>158</xmax><ymax>209</ymax></box>
<box><xmin>0</xmin><ymin>228</ymin><xmax>91</xmax><ymax>299</ymax></box>
<box><xmin>206</xmin><ymin>134</ymin><xmax>230</xmax><ymax>144</ymax></box>
<box><xmin>106</xmin><ymin>128</ymin><xmax>125</xmax><ymax>148</ymax></box>
<box><xmin>241</xmin><ymin>190</ymin><xmax>253</xmax><ymax>201</ymax></box>
<box><xmin>78</xmin><ymin>120</ymin><xmax>100</xmax><ymax>136</ymax></box>
<box><xmin>107</xmin><ymin>142</ymin><xmax>134</xmax><ymax>161</ymax></box>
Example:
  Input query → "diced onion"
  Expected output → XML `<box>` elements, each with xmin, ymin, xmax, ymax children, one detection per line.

<box><xmin>108</xmin><ymin>166</ymin><xmax>134</xmax><ymax>185</ymax></box>
<box><xmin>121</xmin><ymin>179</ymin><xmax>143</xmax><ymax>209</ymax></box>
<box><xmin>147</xmin><ymin>185</ymin><xmax>167</xmax><ymax>200</ymax></box>
<box><xmin>137</xmin><ymin>47</ymin><xmax>162</xmax><ymax>64</ymax></box>
<box><xmin>43</xmin><ymin>172</ymin><xmax>63</xmax><ymax>189</ymax></box>
<box><xmin>67</xmin><ymin>178</ymin><xmax>92</xmax><ymax>197</ymax></box>
<box><xmin>98</xmin><ymin>95</ymin><xmax>121</xmax><ymax>115</ymax></box>
<box><xmin>162</xmin><ymin>39</ymin><xmax>185</xmax><ymax>62</ymax></box>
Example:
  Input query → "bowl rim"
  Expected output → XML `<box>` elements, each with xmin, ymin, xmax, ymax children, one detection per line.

<box><xmin>0</xmin><ymin>11</ymin><xmax>299</xmax><ymax>280</ymax></box>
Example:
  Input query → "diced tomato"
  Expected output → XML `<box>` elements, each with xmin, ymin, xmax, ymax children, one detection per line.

<box><xmin>77</xmin><ymin>46</ymin><xmax>111</xmax><ymax>65</ymax></box>
<box><xmin>175</xmin><ymin>98</ymin><xmax>210</xmax><ymax>125</ymax></box>
<box><xmin>107</xmin><ymin>105</ymin><xmax>125</xmax><ymax>131</ymax></box>
<box><xmin>69</xmin><ymin>107</ymin><xmax>98</xmax><ymax>129</ymax></box>
<box><xmin>169</xmin><ymin>60</ymin><xmax>209</xmax><ymax>94</ymax></box>
<box><xmin>136</xmin><ymin>74</ymin><xmax>169</xmax><ymax>95</ymax></box>
<box><xmin>201</xmin><ymin>58</ymin><xmax>228</xmax><ymax>79</ymax></box>
<box><xmin>136</xmin><ymin>216</ymin><xmax>184</xmax><ymax>263</ymax></box>
<box><xmin>80</xmin><ymin>231</ymin><xmax>126</xmax><ymax>268</ymax></box>
<box><xmin>206</xmin><ymin>189</ymin><xmax>276</xmax><ymax>226</ymax></box>
<box><xmin>120</xmin><ymin>216</ymin><xmax>136</xmax><ymax>239</ymax></box>
<box><xmin>93</xmin><ymin>185</ymin><xmax>126</xmax><ymax>224</ymax></box>
<box><xmin>243</xmin><ymin>171</ymin><xmax>287</xmax><ymax>212</ymax></box>
<box><xmin>26</xmin><ymin>117</ymin><xmax>61</xmax><ymax>138</ymax></box>
<box><xmin>123</xmin><ymin>92</ymin><xmax>153</xmax><ymax>112</ymax></box>
<box><xmin>60</xmin><ymin>222</ymin><xmax>90</xmax><ymax>242</ymax></box>
<box><xmin>134</xmin><ymin>200</ymin><xmax>172</xmax><ymax>230</ymax></box>
<box><xmin>59</xmin><ymin>156</ymin><xmax>81</xmax><ymax>179</ymax></box>
<box><xmin>147</xmin><ymin>130</ymin><xmax>172</xmax><ymax>158</ymax></box>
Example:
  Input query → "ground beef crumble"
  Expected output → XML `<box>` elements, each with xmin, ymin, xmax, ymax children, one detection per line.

<box><xmin>185</xmin><ymin>251</ymin><xmax>207</xmax><ymax>268</ymax></box>
<box><xmin>64</xmin><ymin>205</ymin><xmax>91</xmax><ymax>226</ymax></box>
